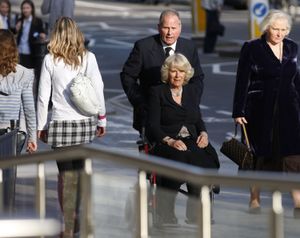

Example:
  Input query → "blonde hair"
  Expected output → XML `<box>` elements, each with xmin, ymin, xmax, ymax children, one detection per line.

<box><xmin>260</xmin><ymin>9</ymin><xmax>292</xmax><ymax>35</ymax></box>
<box><xmin>161</xmin><ymin>53</ymin><xmax>194</xmax><ymax>85</ymax></box>
<box><xmin>48</xmin><ymin>17</ymin><xmax>86</xmax><ymax>69</ymax></box>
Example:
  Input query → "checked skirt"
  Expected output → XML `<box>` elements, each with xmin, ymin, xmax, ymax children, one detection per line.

<box><xmin>47</xmin><ymin>117</ymin><xmax>96</xmax><ymax>148</ymax></box>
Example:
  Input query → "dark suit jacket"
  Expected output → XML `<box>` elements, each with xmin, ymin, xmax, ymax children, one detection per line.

<box><xmin>120</xmin><ymin>34</ymin><xmax>204</xmax><ymax>131</ymax></box>
<box><xmin>16</xmin><ymin>17</ymin><xmax>45</xmax><ymax>55</ymax></box>
<box><xmin>232</xmin><ymin>34</ymin><xmax>300</xmax><ymax>157</ymax></box>
<box><xmin>147</xmin><ymin>84</ymin><xmax>206</xmax><ymax>143</ymax></box>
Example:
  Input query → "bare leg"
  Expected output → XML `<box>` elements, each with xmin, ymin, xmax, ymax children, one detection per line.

<box><xmin>292</xmin><ymin>189</ymin><xmax>300</xmax><ymax>219</ymax></box>
<box><xmin>292</xmin><ymin>189</ymin><xmax>300</xmax><ymax>207</ymax></box>
<box><xmin>249</xmin><ymin>186</ymin><xmax>261</xmax><ymax>213</ymax></box>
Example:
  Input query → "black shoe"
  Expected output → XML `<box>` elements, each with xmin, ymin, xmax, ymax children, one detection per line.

<box><xmin>294</xmin><ymin>208</ymin><xmax>300</xmax><ymax>219</ymax></box>
<box><xmin>157</xmin><ymin>215</ymin><xmax>179</xmax><ymax>227</ymax></box>
<box><xmin>185</xmin><ymin>218</ymin><xmax>215</xmax><ymax>225</ymax></box>
<box><xmin>185</xmin><ymin>218</ymin><xmax>196</xmax><ymax>225</ymax></box>
<box><xmin>212</xmin><ymin>185</ymin><xmax>220</xmax><ymax>194</ymax></box>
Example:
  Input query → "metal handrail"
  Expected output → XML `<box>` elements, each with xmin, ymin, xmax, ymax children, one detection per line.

<box><xmin>1</xmin><ymin>143</ymin><xmax>299</xmax><ymax>190</ymax></box>
<box><xmin>1</xmin><ymin>143</ymin><xmax>300</xmax><ymax>238</ymax></box>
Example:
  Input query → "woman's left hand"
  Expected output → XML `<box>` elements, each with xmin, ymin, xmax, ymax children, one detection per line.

<box><xmin>26</xmin><ymin>141</ymin><xmax>37</xmax><ymax>154</ymax></box>
<box><xmin>196</xmin><ymin>131</ymin><xmax>209</xmax><ymax>148</ymax></box>
<box><xmin>96</xmin><ymin>126</ymin><xmax>106</xmax><ymax>137</ymax></box>
<box><xmin>39</xmin><ymin>33</ymin><xmax>47</xmax><ymax>40</ymax></box>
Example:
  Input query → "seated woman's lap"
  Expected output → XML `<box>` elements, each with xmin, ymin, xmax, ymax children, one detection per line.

<box><xmin>152</xmin><ymin>138</ymin><xmax>217</xmax><ymax>169</ymax></box>
<box><xmin>151</xmin><ymin>138</ymin><xmax>218</xmax><ymax>191</ymax></box>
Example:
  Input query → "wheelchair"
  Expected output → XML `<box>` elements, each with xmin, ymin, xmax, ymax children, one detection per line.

<box><xmin>136</xmin><ymin>128</ymin><xmax>219</xmax><ymax>229</ymax></box>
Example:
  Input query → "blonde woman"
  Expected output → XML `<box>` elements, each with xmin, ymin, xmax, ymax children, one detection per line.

<box><xmin>37</xmin><ymin>17</ymin><xmax>106</xmax><ymax>236</ymax></box>
<box><xmin>147</xmin><ymin>53</ymin><xmax>219</xmax><ymax>225</ymax></box>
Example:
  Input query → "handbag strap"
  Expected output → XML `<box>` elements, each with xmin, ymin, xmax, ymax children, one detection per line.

<box><xmin>79</xmin><ymin>52</ymin><xmax>89</xmax><ymax>75</ymax></box>
<box><xmin>234</xmin><ymin>123</ymin><xmax>251</xmax><ymax>150</ymax></box>
<box><xmin>241</xmin><ymin>124</ymin><xmax>251</xmax><ymax>150</ymax></box>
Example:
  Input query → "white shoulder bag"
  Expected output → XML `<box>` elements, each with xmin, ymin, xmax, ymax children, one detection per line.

<box><xmin>70</xmin><ymin>54</ymin><xmax>100</xmax><ymax>116</ymax></box>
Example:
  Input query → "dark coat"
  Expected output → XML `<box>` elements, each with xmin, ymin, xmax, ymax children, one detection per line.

<box><xmin>232</xmin><ymin>34</ymin><xmax>300</xmax><ymax>158</ymax></box>
<box><xmin>120</xmin><ymin>34</ymin><xmax>204</xmax><ymax>131</ymax></box>
<box><xmin>16</xmin><ymin>17</ymin><xmax>45</xmax><ymax>55</ymax></box>
<box><xmin>147</xmin><ymin>84</ymin><xmax>206</xmax><ymax>142</ymax></box>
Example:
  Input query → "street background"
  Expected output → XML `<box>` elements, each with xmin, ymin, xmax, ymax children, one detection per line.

<box><xmin>8</xmin><ymin>1</ymin><xmax>300</xmax><ymax>237</ymax></box>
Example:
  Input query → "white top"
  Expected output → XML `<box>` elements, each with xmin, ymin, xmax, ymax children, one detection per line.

<box><xmin>162</xmin><ymin>41</ymin><xmax>177</xmax><ymax>56</ymax></box>
<box><xmin>37</xmin><ymin>51</ymin><xmax>106</xmax><ymax>130</ymax></box>
<box><xmin>0</xmin><ymin>15</ymin><xmax>8</xmax><ymax>29</ymax></box>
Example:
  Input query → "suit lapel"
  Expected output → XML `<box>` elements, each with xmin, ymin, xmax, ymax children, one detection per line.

<box><xmin>174</xmin><ymin>38</ymin><xmax>183</xmax><ymax>53</ymax></box>
<box><xmin>150</xmin><ymin>35</ymin><xmax>165</xmax><ymax>61</ymax></box>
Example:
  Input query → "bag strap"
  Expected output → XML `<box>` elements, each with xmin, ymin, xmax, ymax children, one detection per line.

<box><xmin>234</xmin><ymin>123</ymin><xmax>251</xmax><ymax>150</ymax></box>
<box><xmin>79</xmin><ymin>53</ymin><xmax>89</xmax><ymax>75</ymax></box>
<box><xmin>241</xmin><ymin>124</ymin><xmax>251</xmax><ymax>150</ymax></box>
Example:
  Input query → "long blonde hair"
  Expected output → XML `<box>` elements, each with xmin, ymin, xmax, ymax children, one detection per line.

<box><xmin>48</xmin><ymin>17</ymin><xmax>86</xmax><ymax>69</ymax></box>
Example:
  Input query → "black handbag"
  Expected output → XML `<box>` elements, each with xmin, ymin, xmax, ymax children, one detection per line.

<box><xmin>220</xmin><ymin>124</ymin><xmax>254</xmax><ymax>170</ymax></box>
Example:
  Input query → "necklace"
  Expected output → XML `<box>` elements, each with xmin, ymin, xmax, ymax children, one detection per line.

<box><xmin>170</xmin><ymin>87</ymin><xmax>182</xmax><ymax>97</ymax></box>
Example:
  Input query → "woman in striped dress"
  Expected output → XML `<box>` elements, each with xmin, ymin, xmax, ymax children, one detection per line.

<box><xmin>0</xmin><ymin>29</ymin><xmax>37</xmax><ymax>153</ymax></box>
<box><xmin>37</xmin><ymin>17</ymin><xmax>106</xmax><ymax>237</ymax></box>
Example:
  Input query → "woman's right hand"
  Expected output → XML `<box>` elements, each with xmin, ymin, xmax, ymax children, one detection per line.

<box><xmin>167</xmin><ymin>139</ymin><xmax>187</xmax><ymax>151</ymax></box>
<box><xmin>15</xmin><ymin>21</ymin><xmax>21</xmax><ymax>32</ymax></box>
<box><xmin>235</xmin><ymin>117</ymin><xmax>247</xmax><ymax>125</ymax></box>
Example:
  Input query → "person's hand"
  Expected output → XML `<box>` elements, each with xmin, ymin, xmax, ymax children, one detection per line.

<box><xmin>197</xmin><ymin>131</ymin><xmax>209</xmax><ymax>148</ymax></box>
<box><xmin>168</xmin><ymin>139</ymin><xmax>187</xmax><ymax>151</ymax></box>
<box><xmin>37</xmin><ymin>130</ymin><xmax>48</xmax><ymax>143</ymax></box>
<box><xmin>39</xmin><ymin>32</ymin><xmax>47</xmax><ymax>40</ymax></box>
<box><xmin>15</xmin><ymin>21</ymin><xmax>21</xmax><ymax>32</ymax></box>
<box><xmin>96</xmin><ymin>126</ymin><xmax>106</xmax><ymax>137</ymax></box>
<box><xmin>235</xmin><ymin>117</ymin><xmax>247</xmax><ymax>125</ymax></box>
<box><xmin>26</xmin><ymin>141</ymin><xmax>37</xmax><ymax>153</ymax></box>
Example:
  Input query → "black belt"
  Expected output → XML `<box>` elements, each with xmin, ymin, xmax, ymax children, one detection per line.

<box><xmin>176</xmin><ymin>136</ymin><xmax>192</xmax><ymax>140</ymax></box>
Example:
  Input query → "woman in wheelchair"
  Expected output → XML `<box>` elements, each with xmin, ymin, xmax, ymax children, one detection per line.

<box><xmin>146</xmin><ymin>53</ymin><xmax>219</xmax><ymax>225</ymax></box>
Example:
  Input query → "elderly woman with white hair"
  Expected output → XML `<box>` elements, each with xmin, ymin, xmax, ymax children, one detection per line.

<box><xmin>233</xmin><ymin>9</ymin><xmax>300</xmax><ymax>217</ymax></box>
<box><xmin>146</xmin><ymin>53</ymin><xmax>219</xmax><ymax>225</ymax></box>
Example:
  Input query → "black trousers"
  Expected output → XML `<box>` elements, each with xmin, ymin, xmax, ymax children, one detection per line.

<box><xmin>19</xmin><ymin>54</ymin><xmax>34</xmax><ymax>69</ymax></box>
<box><xmin>203</xmin><ymin>9</ymin><xmax>220</xmax><ymax>53</ymax></box>
<box><xmin>152</xmin><ymin>138</ymin><xmax>219</xmax><ymax>220</ymax></box>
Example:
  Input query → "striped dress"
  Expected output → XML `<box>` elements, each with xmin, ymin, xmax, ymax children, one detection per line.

<box><xmin>0</xmin><ymin>65</ymin><xmax>37</xmax><ymax>143</ymax></box>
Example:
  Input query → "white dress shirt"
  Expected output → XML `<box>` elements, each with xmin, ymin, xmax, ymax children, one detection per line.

<box><xmin>162</xmin><ymin>41</ymin><xmax>177</xmax><ymax>56</ymax></box>
<box><xmin>18</xmin><ymin>16</ymin><xmax>32</xmax><ymax>54</ymax></box>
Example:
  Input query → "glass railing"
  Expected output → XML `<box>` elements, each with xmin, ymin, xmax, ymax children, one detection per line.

<box><xmin>0</xmin><ymin>142</ymin><xmax>300</xmax><ymax>237</ymax></box>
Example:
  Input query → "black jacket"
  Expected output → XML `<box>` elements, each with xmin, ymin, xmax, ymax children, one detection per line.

<box><xmin>16</xmin><ymin>17</ymin><xmax>45</xmax><ymax>55</ymax></box>
<box><xmin>232</xmin><ymin>34</ymin><xmax>300</xmax><ymax>157</ymax></box>
<box><xmin>147</xmin><ymin>84</ymin><xmax>206</xmax><ymax>143</ymax></box>
<box><xmin>120</xmin><ymin>34</ymin><xmax>204</xmax><ymax>131</ymax></box>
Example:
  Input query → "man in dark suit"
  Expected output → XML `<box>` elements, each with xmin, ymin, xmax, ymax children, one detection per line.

<box><xmin>120</xmin><ymin>9</ymin><xmax>204</xmax><ymax>133</ymax></box>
